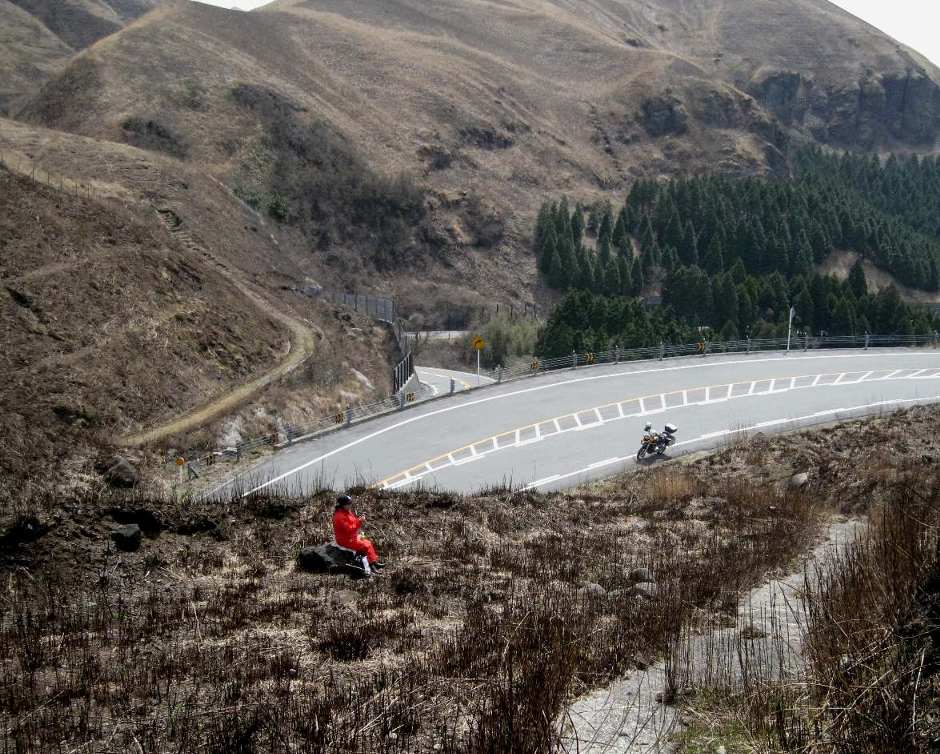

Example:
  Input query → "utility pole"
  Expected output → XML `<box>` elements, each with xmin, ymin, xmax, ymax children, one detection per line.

<box><xmin>786</xmin><ymin>306</ymin><xmax>796</xmax><ymax>353</ymax></box>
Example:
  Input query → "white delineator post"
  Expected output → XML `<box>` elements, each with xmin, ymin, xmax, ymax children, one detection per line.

<box><xmin>477</xmin><ymin>349</ymin><xmax>481</xmax><ymax>385</ymax></box>
<box><xmin>786</xmin><ymin>306</ymin><xmax>796</xmax><ymax>353</ymax></box>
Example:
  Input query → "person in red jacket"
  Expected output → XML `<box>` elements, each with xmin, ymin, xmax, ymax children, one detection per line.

<box><xmin>333</xmin><ymin>494</ymin><xmax>385</xmax><ymax>571</ymax></box>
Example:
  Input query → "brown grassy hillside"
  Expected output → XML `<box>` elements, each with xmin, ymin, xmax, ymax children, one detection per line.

<box><xmin>11</xmin><ymin>0</ymin><xmax>940</xmax><ymax>319</ymax></box>
<box><xmin>0</xmin><ymin>0</ymin><xmax>160</xmax><ymax>115</ymax></box>
<box><xmin>0</xmin><ymin>132</ymin><xmax>396</xmax><ymax>487</ymax></box>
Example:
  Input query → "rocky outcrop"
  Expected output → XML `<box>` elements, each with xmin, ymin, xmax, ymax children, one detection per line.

<box><xmin>750</xmin><ymin>69</ymin><xmax>940</xmax><ymax>148</ymax></box>
<box><xmin>639</xmin><ymin>94</ymin><xmax>689</xmax><ymax>137</ymax></box>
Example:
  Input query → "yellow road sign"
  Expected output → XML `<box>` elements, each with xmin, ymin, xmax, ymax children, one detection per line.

<box><xmin>472</xmin><ymin>336</ymin><xmax>485</xmax><ymax>351</ymax></box>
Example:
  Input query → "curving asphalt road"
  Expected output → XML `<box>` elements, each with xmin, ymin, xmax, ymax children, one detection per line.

<box><xmin>216</xmin><ymin>349</ymin><xmax>940</xmax><ymax>498</ymax></box>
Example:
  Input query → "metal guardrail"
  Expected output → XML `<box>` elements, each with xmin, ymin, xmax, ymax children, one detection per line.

<box><xmin>300</xmin><ymin>285</ymin><xmax>415</xmax><ymax>394</ymax></box>
<box><xmin>175</xmin><ymin>332</ymin><xmax>939</xmax><ymax>479</ymax></box>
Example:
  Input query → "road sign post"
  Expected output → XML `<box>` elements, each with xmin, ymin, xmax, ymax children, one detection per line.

<box><xmin>472</xmin><ymin>336</ymin><xmax>485</xmax><ymax>385</ymax></box>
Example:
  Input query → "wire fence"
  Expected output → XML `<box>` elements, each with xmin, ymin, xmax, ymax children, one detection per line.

<box><xmin>176</xmin><ymin>332</ymin><xmax>939</xmax><ymax>478</ymax></box>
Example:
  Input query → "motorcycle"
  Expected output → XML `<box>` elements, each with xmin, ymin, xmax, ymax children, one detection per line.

<box><xmin>636</xmin><ymin>422</ymin><xmax>678</xmax><ymax>461</ymax></box>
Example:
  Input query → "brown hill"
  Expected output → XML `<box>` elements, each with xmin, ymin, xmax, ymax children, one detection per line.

<box><xmin>0</xmin><ymin>119</ymin><xmax>396</xmax><ymax>487</ymax></box>
<box><xmin>10</xmin><ymin>0</ymin><xmax>940</xmax><ymax>320</ymax></box>
<box><xmin>0</xmin><ymin>0</ymin><xmax>160</xmax><ymax>114</ymax></box>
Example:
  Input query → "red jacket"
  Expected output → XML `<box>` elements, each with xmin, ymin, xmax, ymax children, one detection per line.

<box><xmin>333</xmin><ymin>508</ymin><xmax>363</xmax><ymax>549</ymax></box>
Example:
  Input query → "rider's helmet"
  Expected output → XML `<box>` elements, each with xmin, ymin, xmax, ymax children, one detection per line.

<box><xmin>644</xmin><ymin>422</ymin><xmax>652</xmax><ymax>432</ymax></box>
<box><xmin>335</xmin><ymin>494</ymin><xmax>353</xmax><ymax>509</ymax></box>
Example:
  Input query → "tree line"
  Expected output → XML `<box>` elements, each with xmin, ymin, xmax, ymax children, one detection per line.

<box><xmin>532</xmin><ymin>148</ymin><xmax>939</xmax><ymax>356</ymax></box>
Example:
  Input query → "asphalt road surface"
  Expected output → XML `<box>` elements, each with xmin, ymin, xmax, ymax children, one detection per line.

<box><xmin>218</xmin><ymin>349</ymin><xmax>940</xmax><ymax>498</ymax></box>
<box><xmin>415</xmin><ymin>366</ymin><xmax>495</xmax><ymax>395</ymax></box>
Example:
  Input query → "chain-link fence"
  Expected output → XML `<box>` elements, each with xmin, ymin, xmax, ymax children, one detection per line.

<box><xmin>176</xmin><ymin>332</ymin><xmax>939</xmax><ymax>478</ymax></box>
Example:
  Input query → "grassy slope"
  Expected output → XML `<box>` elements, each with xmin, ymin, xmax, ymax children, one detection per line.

<box><xmin>11</xmin><ymin>0</ymin><xmax>940</xmax><ymax>319</ymax></box>
<box><xmin>0</xmin><ymin>131</ymin><xmax>396</xmax><ymax>486</ymax></box>
<box><xmin>1</xmin><ymin>406</ymin><xmax>937</xmax><ymax>751</ymax></box>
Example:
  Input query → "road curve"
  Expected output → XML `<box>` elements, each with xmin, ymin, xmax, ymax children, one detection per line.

<box><xmin>214</xmin><ymin>349</ymin><xmax>940</xmax><ymax>498</ymax></box>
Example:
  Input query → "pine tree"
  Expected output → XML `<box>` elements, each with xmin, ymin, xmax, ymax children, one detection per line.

<box><xmin>631</xmin><ymin>257</ymin><xmax>645</xmax><ymax>295</ymax></box>
<box><xmin>542</xmin><ymin>242</ymin><xmax>561</xmax><ymax>284</ymax></box>
<box><xmin>604</xmin><ymin>257</ymin><xmax>622</xmax><ymax>296</ymax></box>
<box><xmin>598</xmin><ymin>204</ymin><xmax>614</xmax><ymax>242</ymax></box>
<box><xmin>571</xmin><ymin>207</ymin><xmax>585</xmax><ymax>249</ymax></box>
<box><xmin>534</xmin><ymin>202</ymin><xmax>553</xmax><ymax>252</ymax></box>
<box><xmin>848</xmin><ymin>258</ymin><xmax>868</xmax><ymax>300</ymax></box>
<box><xmin>612</xmin><ymin>209</ymin><xmax>628</xmax><ymax>250</ymax></box>
<box><xmin>831</xmin><ymin>296</ymin><xmax>856</xmax><ymax>335</ymax></box>
<box><xmin>598</xmin><ymin>234</ymin><xmax>612</xmax><ymax>269</ymax></box>
<box><xmin>538</xmin><ymin>226</ymin><xmax>558</xmax><ymax>275</ymax></box>
<box><xmin>737</xmin><ymin>286</ymin><xmax>757</xmax><ymax>332</ymax></box>
<box><xmin>618</xmin><ymin>255</ymin><xmax>632</xmax><ymax>296</ymax></box>
<box><xmin>703</xmin><ymin>235</ymin><xmax>724</xmax><ymax>274</ymax></box>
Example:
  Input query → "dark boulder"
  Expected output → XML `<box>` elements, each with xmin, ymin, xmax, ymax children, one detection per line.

<box><xmin>110</xmin><ymin>524</ymin><xmax>142</xmax><ymax>552</ymax></box>
<box><xmin>297</xmin><ymin>543</ymin><xmax>368</xmax><ymax>577</ymax></box>
<box><xmin>100</xmin><ymin>456</ymin><xmax>139</xmax><ymax>488</ymax></box>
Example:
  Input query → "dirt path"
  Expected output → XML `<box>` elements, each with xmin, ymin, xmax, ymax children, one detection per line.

<box><xmin>119</xmin><ymin>208</ymin><xmax>318</xmax><ymax>447</ymax></box>
<box><xmin>1</xmin><ymin>145</ymin><xmax>320</xmax><ymax>447</ymax></box>
<box><xmin>559</xmin><ymin>515</ymin><xmax>864</xmax><ymax>753</ymax></box>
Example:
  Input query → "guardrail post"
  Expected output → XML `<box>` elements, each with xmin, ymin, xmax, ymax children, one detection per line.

<box><xmin>659</xmin><ymin>341</ymin><xmax>664</xmax><ymax>361</ymax></box>
<box><xmin>345</xmin><ymin>407</ymin><xmax>352</xmax><ymax>426</ymax></box>
<box><xmin>704</xmin><ymin>340</ymin><xmax>710</xmax><ymax>356</ymax></box>
<box><xmin>450</xmin><ymin>378</ymin><xmax>455</xmax><ymax>395</ymax></box>
<box><xmin>746</xmin><ymin>337</ymin><xmax>751</xmax><ymax>353</ymax></box>
<box><xmin>615</xmin><ymin>345</ymin><xmax>620</xmax><ymax>364</ymax></box>
<box><xmin>864</xmin><ymin>333</ymin><xmax>870</xmax><ymax>350</ymax></box>
<box><xmin>497</xmin><ymin>365</ymin><xmax>503</xmax><ymax>383</ymax></box>
<box><xmin>572</xmin><ymin>351</ymin><xmax>577</xmax><ymax>369</ymax></box>
<box><xmin>398</xmin><ymin>392</ymin><xmax>405</xmax><ymax>410</ymax></box>
<box><xmin>803</xmin><ymin>334</ymin><xmax>808</xmax><ymax>352</ymax></box>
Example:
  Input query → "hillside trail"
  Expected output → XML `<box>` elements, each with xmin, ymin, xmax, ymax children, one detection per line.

<box><xmin>559</xmin><ymin>515</ymin><xmax>863</xmax><ymax>753</ymax></box>
<box><xmin>2</xmin><ymin>147</ymin><xmax>320</xmax><ymax>445</ymax></box>
<box><xmin>119</xmin><ymin>207</ymin><xmax>318</xmax><ymax>447</ymax></box>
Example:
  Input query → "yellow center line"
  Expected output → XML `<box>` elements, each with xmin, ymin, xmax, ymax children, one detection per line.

<box><xmin>375</xmin><ymin>368</ymin><xmax>885</xmax><ymax>488</ymax></box>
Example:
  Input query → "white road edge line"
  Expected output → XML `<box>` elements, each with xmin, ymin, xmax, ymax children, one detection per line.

<box><xmin>522</xmin><ymin>393</ymin><xmax>940</xmax><ymax>490</ymax></box>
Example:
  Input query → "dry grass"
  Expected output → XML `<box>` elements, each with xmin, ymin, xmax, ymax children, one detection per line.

<box><xmin>4</xmin><ymin>407</ymin><xmax>940</xmax><ymax>751</ymax></box>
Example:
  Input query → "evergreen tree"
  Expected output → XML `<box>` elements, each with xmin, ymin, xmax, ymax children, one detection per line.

<box><xmin>793</xmin><ymin>281</ymin><xmax>815</xmax><ymax>332</ymax></box>
<box><xmin>617</xmin><ymin>255</ymin><xmax>632</xmax><ymax>296</ymax></box>
<box><xmin>598</xmin><ymin>204</ymin><xmax>614</xmax><ymax>243</ymax></box>
<box><xmin>612</xmin><ymin>209</ymin><xmax>628</xmax><ymax>251</ymax></box>
<box><xmin>631</xmin><ymin>258</ymin><xmax>645</xmax><ymax>295</ymax></box>
<box><xmin>714</xmin><ymin>274</ymin><xmax>739</xmax><ymax>330</ymax></box>
<box><xmin>538</xmin><ymin>226</ymin><xmax>558</xmax><ymax>275</ymax></box>
<box><xmin>604</xmin><ymin>257</ymin><xmax>622</xmax><ymax>296</ymax></box>
<box><xmin>703</xmin><ymin>235</ymin><xmax>724</xmax><ymax>274</ymax></box>
<box><xmin>831</xmin><ymin>296</ymin><xmax>856</xmax><ymax>335</ymax></box>
<box><xmin>571</xmin><ymin>207</ymin><xmax>585</xmax><ymax>249</ymax></box>
<box><xmin>848</xmin><ymin>258</ymin><xmax>868</xmax><ymax>300</ymax></box>
<box><xmin>598</xmin><ymin>234</ymin><xmax>612</xmax><ymax>269</ymax></box>
<box><xmin>737</xmin><ymin>286</ymin><xmax>757</xmax><ymax>332</ymax></box>
<box><xmin>534</xmin><ymin>201</ymin><xmax>553</xmax><ymax>252</ymax></box>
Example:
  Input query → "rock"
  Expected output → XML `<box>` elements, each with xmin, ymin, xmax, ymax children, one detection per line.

<box><xmin>788</xmin><ymin>472</ymin><xmax>810</xmax><ymax>488</ymax></box>
<box><xmin>578</xmin><ymin>582</ymin><xmax>607</xmax><ymax>598</ymax></box>
<box><xmin>101</xmin><ymin>456</ymin><xmax>139</xmax><ymax>488</ymax></box>
<box><xmin>633</xmin><ymin>583</ymin><xmax>660</xmax><ymax>600</ymax></box>
<box><xmin>110</xmin><ymin>524</ymin><xmax>142</xmax><ymax>552</ymax></box>
<box><xmin>628</xmin><ymin>567</ymin><xmax>654</xmax><ymax>584</ymax></box>
<box><xmin>639</xmin><ymin>95</ymin><xmax>688</xmax><ymax>137</ymax></box>
<box><xmin>297</xmin><ymin>543</ymin><xmax>367</xmax><ymax>577</ymax></box>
